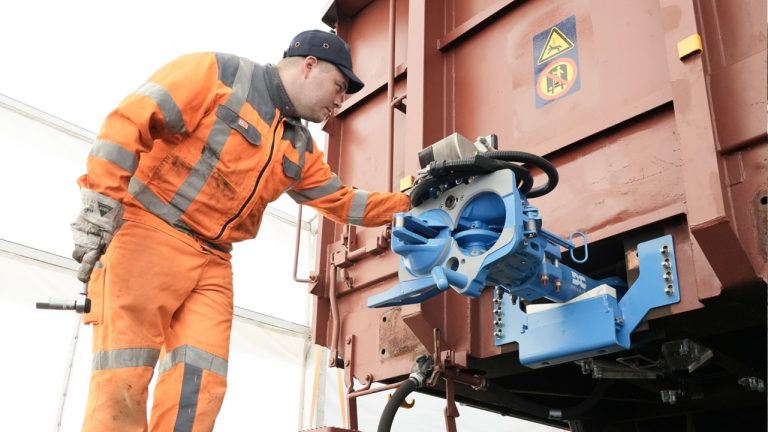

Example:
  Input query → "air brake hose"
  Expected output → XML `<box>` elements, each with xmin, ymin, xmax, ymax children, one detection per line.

<box><xmin>377</xmin><ymin>376</ymin><xmax>608</xmax><ymax>431</ymax></box>
<box><xmin>377</xmin><ymin>355</ymin><xmax>434</xmax><ymax>432</ymax></box>
<box><xmin>483</xmin><ymin>150</ymin><xmax>559</xmax><ymax>198</ymax></box>
<box><xmin>376</xmin><ymin>377</ymin><xmax>419</xmax><ymax>432</ymax></box>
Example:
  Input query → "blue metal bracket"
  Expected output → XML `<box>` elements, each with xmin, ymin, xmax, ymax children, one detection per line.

<box><xmin>496</xmin><ymin>235</ymin><xmax>681</xmax><ymax>368</ymax></box>
<box><xmin>367</xmin><ymin>276</ymin><xmax>446</xmax><ymax>306</ymax></box>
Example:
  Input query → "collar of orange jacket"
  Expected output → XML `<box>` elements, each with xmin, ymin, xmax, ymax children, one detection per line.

<box><xmin>264</xmin><ymin>64</ymin><xmax>300</xmax><ymax>120</ymax></box>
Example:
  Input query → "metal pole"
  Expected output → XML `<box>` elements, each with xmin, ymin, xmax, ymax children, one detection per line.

<box><xmin>292</xmin><ymin>204</ymin><xmax>313</xmax><ymax>283</ymax></box>
<box><xmin>54</xmin><ymin>315</ymin><xmax>82</xmax><ymax>432</ymax></box>
<box><xmin>328</xmin><ymin>263</ymin><xmax>340</xmax><ymax>367</ymax></box>
<box><xmin>385</xmin><ymin>0</ymin><xmax>397</xmax><ymax>192</ymax></box>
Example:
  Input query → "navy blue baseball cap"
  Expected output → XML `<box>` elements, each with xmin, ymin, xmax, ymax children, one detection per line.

<box><xmin>284</xmin><ymin>30</ymin><xmax>364</xmax><ymax>94</ymax></box>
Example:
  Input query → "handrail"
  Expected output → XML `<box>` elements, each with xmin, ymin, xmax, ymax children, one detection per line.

<box><xmin>292</xmin><ymin>204</ymin><xmax>313</xmax><ymax>283</ymax></box>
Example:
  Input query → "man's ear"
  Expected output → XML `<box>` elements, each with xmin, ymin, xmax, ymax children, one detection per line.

<box><xmin>302</xmin><ymin>56</ymin><xmax>318</xmax><ymax>78</ymax></box>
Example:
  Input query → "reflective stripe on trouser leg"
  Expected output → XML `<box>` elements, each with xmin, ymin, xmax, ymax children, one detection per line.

<box><xmin>83</xmin><ymin>353</ymin><xmax>157</xmax><ymax>431</ymax></box>
<box><xmin>151</xmin><ymin>345</ymin><xmax>230</xmax><ymax>432</ymax></box>
<box><xmin>150</xmin><ymin>242</ymin><xmax>234</xmax><ymax>432</ymax></box>
<box><xmin>84</xmin><ymin>348</ymin><xmax>160</xmax><ymax>430</ymax></box>
<box><xmin>82</xmin><ymin>219</ymin><xmax>226</xmax><ymax>432</ymax></box>
<box><xmin>176</xmin><ymin>364</ymin><xmax>203</xmax><ymax>432</ymax></box>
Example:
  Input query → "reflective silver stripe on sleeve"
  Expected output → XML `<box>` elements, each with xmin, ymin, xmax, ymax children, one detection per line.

<box><xmin>348</xmin><ymin>189</ymin><xmax>370</xmax><ymax>226</ymax></box>
<box><xmin>167</xmin><ymin>58</ymin><xmax>254</xmax><ymax>218</ymax></box>
<box><xmin>287</xmin><ymin>175</ymin><xmax>343</xmax><ymax>203</ymax></box>
<box><xmin>92</xmin><ymin>348</ymin><xmax>160</xmax><ymax>371</ymax></box>
<box><xmin>89</xmin><ymin>140</ymin><xmax>138</xmax><ymax>174</ymax></box>
<box><xmin>157</xmin><ymin>344</ymin><xmax>228</xmax><ymax>378</ymax></box>
<box><xmin>135</xmin><ymin>82</ymin><xmax>187</xmax><ymax>135</ymax></box>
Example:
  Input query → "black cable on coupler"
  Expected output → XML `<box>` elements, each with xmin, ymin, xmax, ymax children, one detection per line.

<box><xmin>408</xmin><ymin>151</ymin><xmax>558</xmax><ymax>206</ymax></box>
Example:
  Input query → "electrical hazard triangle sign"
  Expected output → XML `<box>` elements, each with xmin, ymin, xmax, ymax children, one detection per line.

<box><xmin>536</xmin><ymin>26</ymin><xmax>574</xmax><ymax>65</ymax></box>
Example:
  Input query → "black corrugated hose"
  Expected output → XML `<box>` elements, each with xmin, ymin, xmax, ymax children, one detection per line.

<box><xmin>409</xmin><ymin>151</ymin><xmax>558</xmax><ymax>206</ymax></box>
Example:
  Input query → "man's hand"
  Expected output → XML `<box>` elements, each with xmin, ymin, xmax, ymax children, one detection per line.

<box><xmin>71</xmin><ymin>189</ymin><xmax>123</xmax><ymax>282</ymax></box>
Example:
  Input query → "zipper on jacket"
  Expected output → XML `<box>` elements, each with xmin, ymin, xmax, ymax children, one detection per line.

<box><xmin>213</xmin><ymin>116</ymin><xmax>281</xmax><ymax>241</ymax></box>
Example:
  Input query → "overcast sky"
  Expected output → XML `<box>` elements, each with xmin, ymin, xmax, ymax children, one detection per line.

<box><xmin>0</xmin><ymin>0</ymin><xmax>331</xmax><ymax>132</ymax></box>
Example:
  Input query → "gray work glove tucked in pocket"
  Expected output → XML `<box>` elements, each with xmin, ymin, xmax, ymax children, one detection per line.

<box><xmin>71</xmin><ymin>188</ymin><xmax>124</xmax><ymax>282</ymax></box>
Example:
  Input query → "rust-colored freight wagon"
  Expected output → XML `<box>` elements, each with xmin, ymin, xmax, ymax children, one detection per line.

<box><xmin>307</xmin><ymin>0</ymin><xmax>767</xmax><ymax>430</ymax></box>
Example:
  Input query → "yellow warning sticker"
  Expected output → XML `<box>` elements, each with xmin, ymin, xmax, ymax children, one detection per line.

<box><xmin>536</xmin><ymin>27</ymin><xmax>575</xmax><ymax>65</ymax></box>
<box><xmin>536</xmin><ymin>58</ymin><xmax>578</xmax><ymax>100</ymax></box>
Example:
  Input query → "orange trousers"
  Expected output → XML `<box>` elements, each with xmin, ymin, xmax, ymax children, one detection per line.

<box><xmin>82</xmin><ymin>212</ymin><xmax>233</xmax><ymax>432</ymax></box>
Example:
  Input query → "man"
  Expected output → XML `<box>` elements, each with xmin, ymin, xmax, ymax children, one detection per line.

<box><xmin>71</xmin><ymin>30</ymin><xmax>410</xmax><ymax>431</ymax></box>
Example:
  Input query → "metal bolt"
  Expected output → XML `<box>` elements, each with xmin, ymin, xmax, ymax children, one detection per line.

<box><xmin>663</xmin><ymin>272</ymin><xmax>673</xmax><ymax>283</ymax></box>
<box><xmin>494</xmin><ymin>330</ymin><xmax>503</xmax><ymax>337</ymax></box>
<box><xmin>665</xmin><ymin>284</ymin><xmax>674</xmax><ymax>295</ymax></box>
<box><xmin>662</xmin><ymin>258</ymin><xmax>671</xmax><ymax>269</ymax></box>
<box><xmin>346</xmin><ymin>337</ymin><xmax>352</xmax><ymax>344</ymax></box>
<box><xmin>345</xmin><ymin>359</ymin><xmax>351</xmax><ymax>367</ymax></box>
<box><xmin>660</xmin><ymin>245</ymin><xmax>669</xmax><ymax>255</ymax></box>
<box><xmin>615</xmin><ymin>317</ymin><xmax>624</xmax><ymax>326</ymax></box>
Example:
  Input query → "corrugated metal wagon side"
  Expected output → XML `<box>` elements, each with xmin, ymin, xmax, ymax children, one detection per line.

<box><xmin>308</xmin><ymin>1</ymin><xmax>767</xmax><ymax>430</ymax></box>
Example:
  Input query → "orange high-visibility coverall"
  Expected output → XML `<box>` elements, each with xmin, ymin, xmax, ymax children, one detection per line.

<box><xmin>78</xmin><ymin>52</ymin><xmax>410</xmax><ymax>431</ymax></box>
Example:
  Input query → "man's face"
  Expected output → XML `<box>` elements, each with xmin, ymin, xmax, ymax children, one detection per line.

<box><xmin>297</xmin><ymin>57</ymin><xmax>348</xmax><ymax>123</ymax></box>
